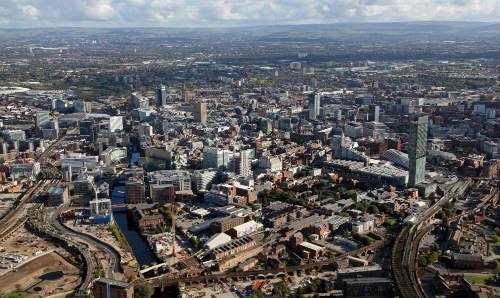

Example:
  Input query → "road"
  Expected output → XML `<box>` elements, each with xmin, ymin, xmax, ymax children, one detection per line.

<box><xmin>49</xmin><ymin>205</ymin><xmax>122</xmax><ymax>278</ymax></box>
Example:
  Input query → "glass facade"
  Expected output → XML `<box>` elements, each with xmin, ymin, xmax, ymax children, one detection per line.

<box><xmin>408</xmin><ymin>115</ymin><xmax>428</xmax><ymax>186</ymax></box>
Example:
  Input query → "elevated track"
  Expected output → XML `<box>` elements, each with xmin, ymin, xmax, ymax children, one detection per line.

<box><xmin>148</xmin><ymin>238</ymin><xmax>387</xmax><ymax>287</ymax></box>
<box><xmin>392</xmin><ymin>180</ymin><xmax>471</xmax><ymax>298</ymax></box>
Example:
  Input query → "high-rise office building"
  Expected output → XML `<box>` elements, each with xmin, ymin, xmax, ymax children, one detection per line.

<box><xmin>156</xmin><ymin>85</ymin><xmax>167</xmax><ymax>107</ymax></box>
<box><xmin>193</xmin><ymin>170</ymin><xmax>217</xmax><ymax>192</ymax></box>
<box><xmin>308</xmin><ymin>93</ymin><xmax>321</xmax><ymax>120</ymax></box>
<box><xmin>79</xmin><ymin>120</ymin><xmax>94</xmax><ymax>135</ymax></box>
<box><xmin>408</xmin><ymin>115</ymin><xmax>428</xmax><ymax>187</ymax></box>
<box><xmin>73</xmin><ymin>100</ymin><xmax>85</xmax><ymax>113</ymax></box>
<box><xmin>4</xmin><ymin>130</ymin><xmax>26</xmax><ymax>142</ymax></box>
<box><xmin>368</xmin><ymin>105</ymin><xmax>380</xmax><ymax>122</ymax></box>
<box><xmin>109</xmin><ymin>116</ymin><xmax>123</xmax><ymax>133</ymax></box>
<box><xmin>203</xmin><ymin>147</ymin><xmax>234</xmax><ymax>170</ymax></box>
<box><xmin>236</xmin><ymin>149</ymin><xmax>253</xmax><ymax>178</ymax></box>
<box><xmin>194</xmin><ymin>102</ymin><xmax>207</xmax><ymax>123</ymax></box>
<box><xmin>36</xmin><ymin>110</ymin><xmax>50</xmax><ymax>129</ymax></box>
<box><xmin>130</xmin><ymin>92</ymin><xmax>149</xmax><ymax>109</ymax></box>
<box><xmin>203</xmin><ymin>147</ymin><xmax>222</xmax><ymax>169</ymax></box>
<box><xmin>73</xmin><ymin>100</ymin><xmax>91</xmax><ymax>113</ymax></box>
<box><xmin>0</xmin><ymin>142</ymin><xmax>8</xmax><ymax>154</ymax></box>
<box><xmin>50</xmin><ymin>119</ymin><xmax>59</xmax><ymax>131</ymax></box>
<box><xmin>260</xmin><ymin>118</ymin><xmax>273</xmax><ymax>134</ymax></box>
<box><xmin>331</xmin><ymin>132</ymin><xmax>369</xmax><ymax>164</ymax></box>
<box><xmin>79</xmin><ymin>119</ymin><xmax>98</xmax><ymax>141</ymax></box>
<box><xmin>138</xmin><ymin>123</ymin><xmax>153</xmax><ymax>138</ymax></box>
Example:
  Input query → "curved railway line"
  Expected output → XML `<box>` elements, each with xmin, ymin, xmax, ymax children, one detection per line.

<box><xmin>50</xmin><ymin>205</ymin><xmax>122</xmax><ymax>278</ymax></box>
<box><xmin>26</xmin><ymin>217</ymin><xmax>96</xmax><ymax>296</ymax></box>
<box><xmin>392</xmin><ymin>180</ymin><xmax>472</xmax><ymax>298</ymax></box>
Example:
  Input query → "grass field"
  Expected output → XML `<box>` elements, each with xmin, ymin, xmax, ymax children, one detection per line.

<box><xmin>2</xmin><ymin>291</ymin><xmax>28</xmax><ymax>298</ymax></box>
<box><xmin>465</xmin><ymin>275</ymin><xmax>494</xmax><ymax>284</ymax></box>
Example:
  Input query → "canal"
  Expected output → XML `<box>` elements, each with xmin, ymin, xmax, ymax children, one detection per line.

<box><xmin>112</xmin><ymin>186</ymin><xmax>159</xmax><ymax>268</ymax></box>
<box><xmin>113</xmin><ymin>212</ymin><xmax>159</xmax><ymax>268</ymax></box>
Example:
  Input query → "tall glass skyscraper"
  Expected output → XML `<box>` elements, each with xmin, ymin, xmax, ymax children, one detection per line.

<box><xmin>308</xmin><ymin>92</ymin><xmax>321</xmax><ymax>120</ymax></box>
<box><xmin>408</xmin><ymin>115</ymin><xmax>428</xmax><ymax>187</ymax></box>
<box><xmin>156</xmin><ymin>85</ymin><xmax>167</xmax><ymax>107</ymax></box>
<box><xmin>368</xmin><ymin>104</ymin><xmax>380</xmax><ymax>122</ymax></box>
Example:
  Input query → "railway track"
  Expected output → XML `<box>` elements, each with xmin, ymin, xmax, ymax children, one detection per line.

<box><xmin>26</xmin><ymin>217</ymin><xmax>95</xmax><ymax>296</ymax></box>
<box><xmin>392</xmin><ymin>180</ymin><xmax>472</xmax><ymax>298</ymax></box>
<box><xmin>50</xmin><ymin>205</ymin><xmax>122</xmax><ymax>278</ymax></box>
<box><xmin>0</xmin><ymin>133</ymin><xmax>67</xmax><ymax>233</ymax></box>
<box><xmin>148</xmin><ymin>238</ymin><xmax>387</xmax><ymax>287</ymax></box>
<box><xmin>392</xmin><ymin>226</ymin><xmax>417</xmax><ymax>298</ymax></box>
<box><xmin>0</xmin><ymin>179</ymin><xmax>55</xmax><ymax>236</ymax></box>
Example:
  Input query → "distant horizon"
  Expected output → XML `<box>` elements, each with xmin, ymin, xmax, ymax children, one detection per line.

<box><xmin>0</xmin><ymin>0</ymin><xmax>499</xmax><ymax>28</ymax></box>
<box><xmin>1</xmin><ymin>20</ymin><xmax>499</xmax><ymax>30</ymax></box>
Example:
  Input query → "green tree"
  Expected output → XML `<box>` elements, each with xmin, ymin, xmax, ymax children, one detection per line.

<box><xmin>492</xmin><ymin>259</ymin><xmax>500</xmax><ymax>271</ymax></box>
<box><xmin>427</xmin><ymin>251</ymin><xmax>439</xmax><ymax>264</ymax></box>
<box><xmin>418</xmin><ymin>256</ymin><xmax>428</xmax><ymax>267</ymax></box>
<box><xmin>251</xmin><ymin>291</ymin><xmax>264</xmax><ymax>298</ymax></box>
<box><xmin>367</xmin><ymin>205</ymin><xmax>380</xmax><ymax>214</ymax></box>
<box><xmin>189</xmin><ymin>236</ymin><xmax>200</xmax><ymax>249</ymax></box>
<box><xmin>134</xmin><ymin>279</ymin><xmax>153</xmax><ymax>298</ymax></box>
<box><xmin>272</xmin><ymin>282</ymin><xmax>291</xmax><ymax>297</ymax></box>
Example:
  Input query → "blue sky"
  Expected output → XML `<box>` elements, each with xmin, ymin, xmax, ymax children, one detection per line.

<box><xmin>1</xmin><ymin>0</ymin><xmax>499</xmax><ymax>28</ymax></box>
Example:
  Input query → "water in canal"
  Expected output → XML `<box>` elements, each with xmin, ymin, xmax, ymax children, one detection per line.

<box><xmin>113</xmin><ymin>211</ymin><xmax>159</xmax><ymax>267</ymax></box>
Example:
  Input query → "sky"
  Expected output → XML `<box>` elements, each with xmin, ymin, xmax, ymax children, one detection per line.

<box><xmin>0</xmin><ymin>0</ymin><xmax>499</xmax><ymax>28</ymax></box>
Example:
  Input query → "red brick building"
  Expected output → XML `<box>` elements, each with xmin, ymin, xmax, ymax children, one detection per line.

<box><xmin>125</xmin><ymin>177</ymin><xmax>145</xmax><ymax>204</ymax></box>
<box><xmin>93</xmin><ymin>278</ymin><xmax>133</xmax><ymax>298</ymax></box>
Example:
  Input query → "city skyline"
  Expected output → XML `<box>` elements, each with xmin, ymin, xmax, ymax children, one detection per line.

<box><xmin>0</xmin><ymin>0</ymin><xmax>499</xmax><ymax>28</ymax></box>
<box><xmin>0</xmin><ymin>4</ymin><xmax>498</xmax><ymax>297</ymax></box>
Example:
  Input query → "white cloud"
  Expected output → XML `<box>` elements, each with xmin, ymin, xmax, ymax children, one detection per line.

<box><xmin>0</xmin><ymin>0</ymin><xmax>498</xmax><ymax>27</ymax></box>
<box><xmin>83</xmin><ymin>0</ymin><xmax>116</xmax><ymax>21</ymax></box>
<box><xmin>20</xmin><ymin>5</ymin><xmax>40</xmax><ymax>20</ymax></box>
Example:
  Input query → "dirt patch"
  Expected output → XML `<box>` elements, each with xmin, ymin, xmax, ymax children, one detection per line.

<box><xmin>0</xmin><ymin>252</ymin><xmax>81</xmax><ymax>296</ymax></box>
<box><xmin>1</xmin><ymin>226</ymin><xmax>54</xmax><ymax>255</ymax></box>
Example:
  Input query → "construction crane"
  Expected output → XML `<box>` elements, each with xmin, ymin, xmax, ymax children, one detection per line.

<box><xmin>168</xmin><ymin>186</ymin><xmax>177</xmax><ymax>258</ymax></box>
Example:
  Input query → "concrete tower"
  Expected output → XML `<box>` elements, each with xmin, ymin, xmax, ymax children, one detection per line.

<box><xmin>194</xmin><ymin>102</ymin><xmax>207</xmax><ymax>124</ymax></box>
